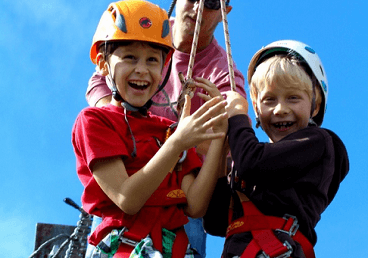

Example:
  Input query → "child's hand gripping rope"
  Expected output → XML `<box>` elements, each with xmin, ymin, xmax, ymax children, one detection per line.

<box><xmin>172</xmin><ymin>93</ymin><xmax>228</xmax><ymax>152</ymax></box>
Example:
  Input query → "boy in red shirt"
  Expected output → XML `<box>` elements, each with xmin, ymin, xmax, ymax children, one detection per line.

<box><xmin>72</xmin><ymin>1</ymin><xmax>228</xmax><ymax>257</ymax></box>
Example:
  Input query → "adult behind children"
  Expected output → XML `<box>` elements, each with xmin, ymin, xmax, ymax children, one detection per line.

<box><xmin>85</xmin><ymin>1</ymin><xmax>246</xmax><ymax>257</ymax></box>
<box><xmin>73</xmin><ymin>1</ymin><xmax>230</xmax><ymax>257</ymax></box>
<box><xmin>203</xmin><ymin>40</ymin><xmax>349</xmax><ymax>258</ymax></box>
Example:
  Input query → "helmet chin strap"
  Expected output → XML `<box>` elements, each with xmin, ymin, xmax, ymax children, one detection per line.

<box><xmin>309</xmin><ymin>84</ymin><xmax>317</xmax><ymax>126</ymax></box>
<box><xmin>105</xmin><ymin>61</ymin><xmax>149</xmax><ymax>158</ymax></box>
<box><xmin>254</xmin><ymin>106</ymin><xmax>263</xmax><ymax>130</ymax></box>
<box><xmin>308</xmin><ymin>118</ymin><xmax>317</xmax><ymax>126</ymax></box>
<box><xmin>255</xmin><ymin>116</ymin><xmax>261</xmax><ymax>129</ymax></box>
<box><xmin>121</xmin><ymin>100</ymin><xmax>152</xmax><ymax>116</ymax></box>
<box><xmin>255</xmin><ymin>107</ymin><xmax>262</xmax><ymax>129</ymax></box>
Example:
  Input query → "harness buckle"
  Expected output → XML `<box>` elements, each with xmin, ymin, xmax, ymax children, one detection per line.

<box><xmin>275</xmin><ymin>214</ymin><xmax>299</xmax><ymax>236</ymax></box>
<box><xmin>257</xmin><ymin>241</ymin><xmax>293</xmax><ymax>258</ymax></box>
<box><xmin>118</xmin><ymin>227</ymin><xmax>139</xmax><ymax>247</ymax></box>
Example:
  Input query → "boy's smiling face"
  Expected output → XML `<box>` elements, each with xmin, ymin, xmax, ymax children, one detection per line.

<box><xmin>107</xmin><ymin>42</ymin><xmax>163</xmax><ymax>107</ymax></box>
<box><xmin>255</xmin><ymin>83</ymin><xmax>313</xmax><ymax>143</ymax></box>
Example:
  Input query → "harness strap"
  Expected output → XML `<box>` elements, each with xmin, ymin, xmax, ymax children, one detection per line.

<box><xmin>226</xmin><ymin>201</ymin><xmax>315</xmax><ymax>258</ymax></box>
<box><xmin>172</xmin><ymin>227</ymin><xmax>189</xmax><ymax>258</ymax></box>
<box><xmin>243</xmin><ymin>230</ymin><xmax>292</xmax><ymax>258</ymax></box>
<box><xmin>114</xmin><ymin>226</ymin><xmax>188</xmax><ymax>258</ymax></box>
<box><xmin>112</xmin><ymin>203</ymin><xmax>189</xmax><ymax>257</ymax></box>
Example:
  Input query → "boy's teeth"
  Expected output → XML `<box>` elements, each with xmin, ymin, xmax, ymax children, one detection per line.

<box><xmin>275</xmin><ymin>122</ymin><xmax>293</xmax><ymax>127</ymax></box>
<box><xmin>131</xmin><ymin>81</ymin><xmax>148</xmax><ymax>86</ymax></box>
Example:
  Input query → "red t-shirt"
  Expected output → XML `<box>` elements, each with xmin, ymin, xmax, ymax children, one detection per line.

<box><xmin>72</xmin><ymin>104</ymin><xmax>202</xmax><ymax>244</ymax></box>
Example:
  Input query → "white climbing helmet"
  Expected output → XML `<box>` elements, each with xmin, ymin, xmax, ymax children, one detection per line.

<box><xmin>248</xmin><ymin>40</ymin><xmax>328</xmax><ymax>126</ymax></box>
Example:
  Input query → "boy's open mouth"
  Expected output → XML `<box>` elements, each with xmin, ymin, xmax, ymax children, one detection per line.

<box><xmin>129</xmin><ymin>81</ymin><xmax>149</xmax><ymax>90</ymax></box>
<box><xmin>273</xmin><ymin>121</ymin><xmax>295</xmax><ymax>131</ymax></box>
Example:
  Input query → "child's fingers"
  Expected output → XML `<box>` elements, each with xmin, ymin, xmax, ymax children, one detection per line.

<box><xmin>202</xmin><ymin>111</ymin><xmax>228</xmax><ymax>129</ymax></box>
<box><xmin>192</xmin><ymin>96</ymin><xmax>224</xmax><ymax>119</ymax></box>
<box><xmin>174</xmin><ymin>97</ymin><xmax>227</xmax><ymax>150</ymax></box>
<box><xmin>200</xmin><ymin>131</ymin><xmax>227</xmax><ymax>141</ymax></box>
<box><xmin>180</xmin><ymin>95</ymin><xmax>192</xmax><ymax>121</ymax></box>
<box><xmin>196</xmin><ymin>100</ymin><xmax>228</xmax><ymax>131</ymax></box>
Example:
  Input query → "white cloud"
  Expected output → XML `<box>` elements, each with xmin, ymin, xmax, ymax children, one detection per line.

<box><xmin>0</xmin><ymin>209</ymin><xmax>35</xmax><ymax>258</ymax></box>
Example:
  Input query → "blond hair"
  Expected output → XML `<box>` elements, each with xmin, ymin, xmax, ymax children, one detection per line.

<box><xmin>250</xmin><ymin>55</ymin><xmax>321</xmax><ymax>109</ymax></box>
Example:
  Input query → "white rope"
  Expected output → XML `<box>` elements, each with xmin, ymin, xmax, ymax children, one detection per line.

<box><xmin>186</xmin><ymin>0</ymin><xmax>205</xmax><ymax>79</ymax></box>
<box><xmin>185</xmin><ymin>0</ymin><xmax>236</xmax><ymax>91</ymax></box>
<box><xmin>220</xmin><ymin>0</ymin><xmax>236</xmax><ymax>91</ymax></box>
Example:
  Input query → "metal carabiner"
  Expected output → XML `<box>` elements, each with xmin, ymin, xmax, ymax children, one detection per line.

<box><xmin>118</xmin><ymin>227</ymin><xmax>139</xmax><ymax>247</ymax></box>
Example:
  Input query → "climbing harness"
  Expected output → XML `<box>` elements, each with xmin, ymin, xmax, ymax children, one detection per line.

<box><xmin>226</xmin><ymin>167</ymin><xmax>315</xmax><ymax>258</ymax></box>
<box><xmin>226</xmin><ymin>200</ymin><xmax>315</xmax><ymax>258</ymax></box>
<box><xmin>176</xmin><ymin>0</ymin><xmax>237</xmax><ymax>116</ymax></box>
<box><xmin>94</xmin><ymin>227</ymin><xmax>195</xmax><ymax>258</ymax></box>
<box><xmin>93</xmin><ymin>228</ymin><xmax>138</xmax><ymax>257</ymax></box>
<box><xmin>90</xmin><ymin>187</ymin><xmax>190</xmax><ymax>258</ymax></box>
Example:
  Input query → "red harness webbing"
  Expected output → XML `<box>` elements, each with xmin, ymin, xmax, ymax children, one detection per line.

<box><xmin>226</xmin><ymin>201</ymin><xmax>315</xmax><ymax>258</ymax></box>
<box><xmin>112</xmin><ymin>188</ymin><xmax>189</xmax><ymax>258</ymax></box>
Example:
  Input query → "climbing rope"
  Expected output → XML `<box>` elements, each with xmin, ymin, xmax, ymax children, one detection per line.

<box><xmin>219</xmin><ymin>0</ymin><xmax>236</xmax><ymax>91</ymax></box>
<box><xmin>185</xmin><ymin>0</ymin><xmax>235</xmax><ymax>89</ymax></box>
<box><xmin>155</xmin><ymin>0</ymin><xmax>238</xmax><ymax>116</ymax></box>
<box><xmin>177</xmin><ymin>0</ymin><xmax>236</xmax><ymax>115</ymax></box>
<box><xmin>186</xmin><ymin>0</ymin><xmax>205</xmax><ymax>80</ymax></box>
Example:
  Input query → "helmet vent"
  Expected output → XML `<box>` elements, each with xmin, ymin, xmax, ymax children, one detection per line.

<box><xmin>162</xmin><ymin>20</ymin><xmax>170</xmax><ymax>38</ymax></box>
<box><xmin>109</xmin><ymin>5</ymin><xmax>127</xmax><ymax>33</ymax></box>
<box><xmin>319</xmin><ymin>65</ymin><xmax>324</xmax><ymax>77</ymax></box>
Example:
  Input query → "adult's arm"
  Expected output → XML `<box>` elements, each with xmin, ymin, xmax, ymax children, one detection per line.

<box><xmin>86</xmin><ymin>72</ymin><xmax>111</xmax><ymax>107</ymax></box>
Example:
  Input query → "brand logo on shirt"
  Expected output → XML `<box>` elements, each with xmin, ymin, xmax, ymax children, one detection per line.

<box><xmin>226</xmin><ymin>221</ymin><xmax>244</xmax><ymax>234</ymax></box>
<box><xmin>167</xmin><ymin>189</ymin><xmax>186</xmax><ymax>198</ymax></box>
<box><xmin>139</xmin><ymin>17</ymin><xmax>152</xmax><ymax>28</ymax></box>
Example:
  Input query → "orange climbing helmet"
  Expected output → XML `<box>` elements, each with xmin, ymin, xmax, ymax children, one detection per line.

<box><xmin>90</xmin><ymin>0</ymin><xmax>174</xmax><ymax>65</ymax></box>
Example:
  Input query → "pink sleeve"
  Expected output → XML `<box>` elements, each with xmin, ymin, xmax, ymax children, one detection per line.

<box><xmin>85</xmin><ymin>72</ymin><xmax>112</xmax><ymax>106</ymax></box>
<box><xmin>217</xmin><ymin>67</ymin><xmax>247</xmax><ymax>98</ymax></box>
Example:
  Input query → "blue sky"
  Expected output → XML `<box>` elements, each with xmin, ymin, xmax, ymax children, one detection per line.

<box><xmin>1</xmin><ymin>0</ymin><xmax>367</xmax><ymax>257</ymax></box>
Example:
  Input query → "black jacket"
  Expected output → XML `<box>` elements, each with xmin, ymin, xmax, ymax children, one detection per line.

<box><xmin>204</xmin><ymin>114</ymin><xmax>349</xmax><ymax>248</ymax></box>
